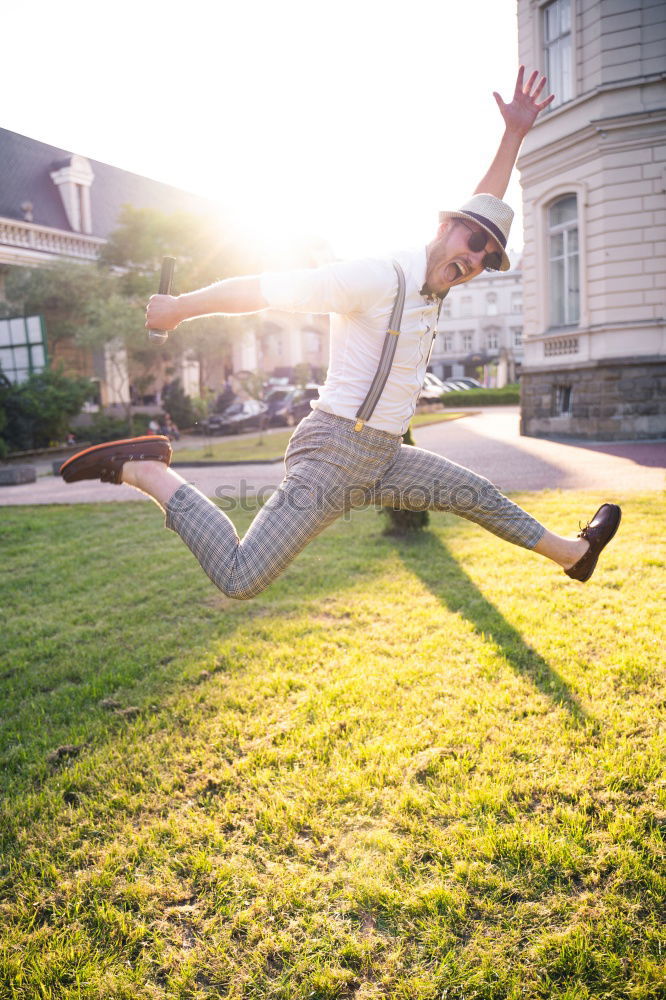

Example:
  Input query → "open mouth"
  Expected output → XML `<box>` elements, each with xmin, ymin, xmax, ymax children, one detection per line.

<box><xmin>445</xmin><ymin>259</ymin><xmax>468</xmax><ymax>283</ymax></box>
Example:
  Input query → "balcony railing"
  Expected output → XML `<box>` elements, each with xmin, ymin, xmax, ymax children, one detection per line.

<box><xmin>0</xmin><ymin>218</ymin><xmax>105</xmax><ymax>260</ymax></box>
<box><xmin>544</xmin><ymin>336</ymin><xmax>579</xmax><ymax>357</ymax></box>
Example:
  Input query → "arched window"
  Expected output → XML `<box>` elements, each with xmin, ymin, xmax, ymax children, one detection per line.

<box><xmin>548</xmin><ymin>195</ymin><xmax>579</xmax><ymax>327</ymax></box>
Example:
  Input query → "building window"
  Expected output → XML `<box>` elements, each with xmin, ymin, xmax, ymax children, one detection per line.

<box><xmin>486</xmin><ymin>293</ymin><xmax>498</xmax><ymax>316</ymax></box>
<box><xmin>461</xmin><ymin>296</ymin><xmax>473</xmax><ymax>317</ymax></box>
<box><xmin>486</xmin><ymin>329</ymin><xmax>499</xmax><ymax>351</ymax></box>
<box><xmin>543</xmin><ymin>0</ymin><xmax>572</xmax><ymax>108</ymax></box>
<box><xmin>441</xmin><ymin>333</ymin><xmax>453</xmax><ymax>353</ymax></box>
<box><xmin>462</xmin><ymin>332</ymin><xmax>473</xmax><ymax>353</ymax></box>
<box><xmin>0</xmin><ymin>315</ymin><xmax>47</xmax><ymax>383</ymax></box>
<box><xmin>511</xmin><ymin>291</ymin><xmax>522</xmax><ymax>314</ymax></box>
<box><xmin>556</xmin><ymin>385</ymin><xmax>573</xmax><ymax>415</ymax></box>
<box><xmin>548</xmin><ymin>195</ymin><xmax>580</xmax><ymax>327</ymax></box>
<box><xmin>441</xmin><ymin>299</ymin><xmax>451</xmax><ymax>318</ymax></box>
<box><xmin>306</xmin><ymin>331</ymin><xmax>320</xmax><ymax>354</ymax></box>
<box><xmin>512</xmin><ymin>327</ymin><xmax>523</xmax><ymax>347</ymax></box>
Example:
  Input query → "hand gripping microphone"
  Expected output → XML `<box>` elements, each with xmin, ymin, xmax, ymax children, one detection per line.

<box><xmin>147</xmin><ymin>256</ymin><xmax>176</xmax><ymax>344</ymax></box>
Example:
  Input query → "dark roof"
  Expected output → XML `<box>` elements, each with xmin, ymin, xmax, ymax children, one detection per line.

<box><xmin>0</xmin><ymin>127</ymin><xmax>216</xmax><ymax>237</ymax></box>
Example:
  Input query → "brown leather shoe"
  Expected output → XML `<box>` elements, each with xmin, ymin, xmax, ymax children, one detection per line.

<box><xmin>60</xmin><ymin>435</ymin><xmax>172</xmax><ymax>484</ymax></box>
<box><xmin>565</xmin><ymin>503</ymin><xmax>622</xmax><ymax>582</ymax></box>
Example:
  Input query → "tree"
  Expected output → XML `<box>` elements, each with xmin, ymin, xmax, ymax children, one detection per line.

<box><xmin>4</xmin><ymin>261</ymin><xmax>150</xmax><ymax>432</ymax></box>
<box><xmin>235</xmin><ymin>369</ymin><xmax>268</xmax><ymax>442</ymax></box>
<box><xmin>0</xmin><ymin>369</ymin><xmax>93</xmax><ymax>453</ymax></box>
<box><xmin>4</xmin><ymin>261</ymin><xmax>111</xmax><ymax>347</ymax></box>
<box><xmin>76</xmin><ymin>289</ymin><xmax>146</xmax><ymax>428</ymax></box>
<box><xmin>1</xmin><ymin>206</ymin><xmax>251</xmax><ymax>443</ymax></box>
<box><xmin>99</xmin><ymin>205</ymin><xmax>251</xmax><ymax>289</ymax></box>
<box><xmin>99</xmin><ymin>205</ymin><xmax>251</xmax><ymax>401</ymax></box>
<box><xmin>381</xmin><ymin>424</ymin><xmax>430</xmax><ymax>536</ymax></box>
<box><xmin>161</xmin><ymin>378</ymin><xmax>194</xmax><ymax>430</ymax></box>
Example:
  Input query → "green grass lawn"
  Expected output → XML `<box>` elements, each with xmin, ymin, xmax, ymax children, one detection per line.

<box><xmin>174</xmin><ymin>414</ymin><xmax>464</xmax><ymax>464</ymax></box>
<box><xmin>174</xmin><ymin>429</ymin><xmax>293</xmax><ymax>464</ymax></box>
<box><xmin>1</xmin><ymin>493</ymin><xmax>664</xmax><ymax>999</ymax></box>
<box><xmin>409</xmin><ymin>412</ymin><xmax>468</xmax><ymax>429</ymax></box>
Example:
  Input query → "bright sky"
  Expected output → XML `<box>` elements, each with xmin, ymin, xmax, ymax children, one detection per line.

<box><xmin>4</xmin><ymin>0</ymin><xmax>524</xmax><ymax>259</ymax></box>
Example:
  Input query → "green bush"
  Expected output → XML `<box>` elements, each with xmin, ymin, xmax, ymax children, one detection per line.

<box><xmin>161</xmin><ymin>378</ymin><xmax>194</xmax><ymax>429</ymax></box>
<box><xmin>441</xmin><ymin>384</ymin><xmax>520</xmax><ymax>407</ymax></box>
<box><xmin>0</xmin><ymin>369</ymin><xmax>93</xmax><ymax>453</ymax></box>
<box><xmin>86</xmin><ymin>412</ymin><xmax>152</xmax><ymax>444</ymax></box>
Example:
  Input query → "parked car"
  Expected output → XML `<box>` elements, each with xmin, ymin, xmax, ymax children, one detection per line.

<box><xmin>418</xmin><ymin>372</ymin><xmax>456</xmax><ymax>402</ymax></box>
<box><xmin>200</xmin><ymin>398</ymin><xmax>269</xmax><ymax>435</ymax></box>
<box><xmin>423</xmin><ymin>372</ymin><xmax>449</xmax><ymax>391</ymax></box>
<box><xmin>419</xmin><ymin>383</ymin><xmax>446</xmax><ymax>403</ymax></box>
<box><xmin>265</xmin><ymin>384</ymin><xmax>322</xmax><ymax>426</ymax></box>
<box><xmin>442</xmin><ymin>380</ymin><xmax>474</xmax><ymax>391</ymax></box>
<box><xmin>454</xmin><ymin>377</ymin><xmax>482</xmax><ymax>388</ymax></box>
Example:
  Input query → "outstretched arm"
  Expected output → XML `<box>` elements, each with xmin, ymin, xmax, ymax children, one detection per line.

<box><xmin>474</xmin><ymin>66</ymin><xmax>555</xmax><ymax>199</ymax></box>
<box><xmin>145</xmin><ymin>276</ymin><xmax>268</xmax><ymax>333</ymax></box>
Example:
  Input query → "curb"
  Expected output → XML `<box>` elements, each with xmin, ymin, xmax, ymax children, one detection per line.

<box><xmin>171</xmin><ymin>459</ymin><xmax>284</xmax><ymax>468</ymax></box>
<box><xmin>0</xmin><ymin>464</ymin><xmax>37</xmax><ymax>486</ymax></box>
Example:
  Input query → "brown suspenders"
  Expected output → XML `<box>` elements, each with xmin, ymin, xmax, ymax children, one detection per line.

<box><xmin>353</xmin><ymin>260</ymin><xmax>406</xmax><ymax>432</ymax></box>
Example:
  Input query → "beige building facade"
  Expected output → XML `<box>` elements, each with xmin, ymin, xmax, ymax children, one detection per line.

<box><xmin>229</xmin><ymin>311</ymin><xmax>330</xmax><ymax>383</ymax></box>
<box><xmin>431</xmin><ymin>255</ymin><xmax>524</xmax><ymax>386</ymax></box>
<box><xmin>517</xmin><ymin>0</ymin><xmax>666</xmax><ymax>439</ymax></box>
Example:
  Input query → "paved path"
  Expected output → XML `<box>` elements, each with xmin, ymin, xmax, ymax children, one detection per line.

<box><xmin>414</xmin><ymin>408</ymin><xmax>665</xmax><ymax>492</ymax></box>
<box><xmin>1</xmin><ymin>408</ymin><xmax>663</xmax><ymax>506</ymax></box>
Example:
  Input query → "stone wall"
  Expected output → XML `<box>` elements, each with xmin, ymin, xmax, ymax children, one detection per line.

<box><xmin>520</xmin><ymin>357</ymin><xmax>666</xmax><ymax>440</ymax></box>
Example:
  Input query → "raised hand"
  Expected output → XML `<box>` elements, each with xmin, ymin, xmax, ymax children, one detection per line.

<box><xmin>493</xmin><ymin>65</ymin><xmax>555</xmax><ymax>138</ymax></box>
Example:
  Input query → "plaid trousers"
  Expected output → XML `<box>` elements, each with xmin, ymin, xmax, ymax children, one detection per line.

<box><xmin>165</xmin><ymin>409</ymin><xmax>545</xmax><ymax>600</ymax></box>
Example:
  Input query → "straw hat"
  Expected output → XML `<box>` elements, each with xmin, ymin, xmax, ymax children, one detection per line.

<box><xmin>439</xmin><ymin>194</ymin><xmax>513</xmax><ymax>272</ymax></box>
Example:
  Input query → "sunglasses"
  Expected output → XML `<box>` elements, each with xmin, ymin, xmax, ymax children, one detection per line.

<box><xmin>458</xmin><ymin>220</ymin><xmax>503</xmax><ymax>271</ymax></box>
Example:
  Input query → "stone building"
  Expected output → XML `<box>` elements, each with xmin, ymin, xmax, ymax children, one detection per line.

<box><xmin>430</xmin><ymin>254</ymin><xmax>524</xmax><ymax>386</ymax></box>
<box><xmin>517</xmin><ymin>0</ymin><xmax>665</xmax><ymax>440</ymax></box>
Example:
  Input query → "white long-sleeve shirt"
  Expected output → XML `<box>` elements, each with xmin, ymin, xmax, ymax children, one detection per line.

<box><xmin>259</xmin><ymin>247</ymin><xmax>441</xmax><ymax>436</ymax></box>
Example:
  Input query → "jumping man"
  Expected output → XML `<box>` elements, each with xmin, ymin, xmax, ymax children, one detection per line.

<box><xmin>61</xmin><ymin>67</ymin><xmax>621</xmax><ymax>596</ymax></box>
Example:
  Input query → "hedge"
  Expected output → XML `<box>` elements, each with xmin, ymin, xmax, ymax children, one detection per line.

<box><xmin>441</xmin><ymin>384</ymin><xmax>520</xmax><ymax>407</ymax></box>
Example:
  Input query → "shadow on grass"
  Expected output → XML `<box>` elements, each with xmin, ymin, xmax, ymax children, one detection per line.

<box><xmin>391</xmin><ymin>529</ymin><xmax>589</xmax><ymax>725</ymax></box>
<box><xmin>0</xmin><ymin>503</ymin><xmax>396</xmax><ymax>803</ymax></box>
<box><xmin>1</xmin><ymin>502</ymin><xmax>588</xmax><ymax>819</ymax></box>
